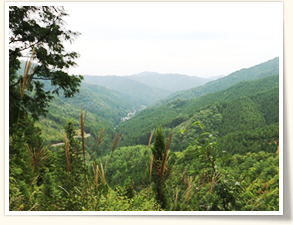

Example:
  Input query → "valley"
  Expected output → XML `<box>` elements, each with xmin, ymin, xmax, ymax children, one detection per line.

<box><xmin>8</xmin><ymin>4</ymin><xmax>283</xmax><ymax>214</ymax></box>
<box><xmin>10</xmin><ymin>55</ymin><xmax>281</xmax><ymax>212</ymax></box>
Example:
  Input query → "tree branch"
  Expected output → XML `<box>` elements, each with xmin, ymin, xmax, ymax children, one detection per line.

<box><xmin>31</xmin><ymin>78</ymin><xmax>53</xmax><ymax>81</ymax></box>
<box><xmin>15</xmin><ymin>16</ymin><xmax>59</xmax><ymax>53</ymax></box>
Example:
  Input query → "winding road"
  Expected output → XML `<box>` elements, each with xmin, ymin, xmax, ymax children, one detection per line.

<box><xmin>51</xmin><ymin>133</ymin><xmax>91</xmax><ymax>147</ymax></box>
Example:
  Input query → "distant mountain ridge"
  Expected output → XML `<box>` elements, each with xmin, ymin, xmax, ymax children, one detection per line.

<box><xmin>82</xmin><ymin>75</ymin><xmax>171</xmax><ymax>106</ymax></box>
<box><xmin>82</xmin><ymin>72</ymin><xmax>224</xmax><ymax>105</ymax></box>
<box><xmin>128</xmin><ymin>71</ymin><xmax>223</xmax><ymax>92</ymax></box>
<box><xmin>158</xmin><ymin>57</ymin><xmax>279</xmax><ymax>104</ymax></box>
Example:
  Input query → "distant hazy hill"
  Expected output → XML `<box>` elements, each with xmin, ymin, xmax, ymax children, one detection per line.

<box><xmin>158</xmin><ymin>57</ymin><xmax>279</xmax><ymax>104</ymax></box>
<box><xmin>128</xmin><ymin>72</ymin><xmax>223</xmax><ymax>92</ymax></box>
<box><xmin>82</xmin><ymin>75</ymin><xmax>171</xmax><ymax>106</ymax></box>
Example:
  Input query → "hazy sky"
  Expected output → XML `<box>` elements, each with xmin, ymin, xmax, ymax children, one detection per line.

<box><xmin>61</xmin><ymin>2</ymin><xmax>282</xmax><ymax>77</ymax></box>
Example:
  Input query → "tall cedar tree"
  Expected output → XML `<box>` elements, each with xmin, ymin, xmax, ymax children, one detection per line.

<box><xmin>55</xmin><ymin>120</ymin><xmax>86</xmax><ymax>211</ymax></box>
<box><xmin>151</xmin><ymin>125</ymin><xmax>170</xmax><ymax>209</ymax></box>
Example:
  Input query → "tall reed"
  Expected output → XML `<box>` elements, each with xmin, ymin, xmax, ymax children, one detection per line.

<box><xmin>181</xmin><ymin>176</ymin><xmax>197</xmax><ymax>210</ymax></box>
<box><xmin>149</xmin><ymin>154</ymin><xmax>154</xmax><ymax>182</ymax></box>
<box><xmin>112</xmin><ymin>131</ymin><xmax>122</xmax><ymax>153</ymax></box>
<box><xmin>80</xmin><ymin>104</ymin><xmax>87</xmax><ymax>160</ymax></box>
<box><xmin>96</xmin><ymin>127</ymin><xmax>105</xmax><ymax>148</ymax></box>
<box><xmin>100</xmin><ymin>162</ymin><xmax>106</xmax><ymax>185</ymax></box>
<box><xmin>147</xmin><ymin>128</ymin><xmax>155</xmax><ymax>152</ymax></box>
<box><xmin>92</xmin><ymin>164</ymin><xmax>99</xmax><ymax>189</ymax></box>
<box><xmin>159</xmin><ymin>130</ymin><xmax>173</xmax><ymax>180</ymax></box>
<box><xmin>19</xmin><ymin>48</ymin><xmax>35</xmax><ymax>99</ymax></box>
<box><xmin>63</xmin><ymin>132</ymin><xmax>72</xmax><ymax>172</ymax></box>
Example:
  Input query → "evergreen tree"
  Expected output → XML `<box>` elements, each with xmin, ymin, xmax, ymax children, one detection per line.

<box><xmin>55</xmin><ymin>120</ymin><xmax>85</xmax><ymax>210</ymax></box>
<box><xmin>124</xmin><ymin>176</ymin><xmax>135</xmax><ymax>199</ymax></box>
<box><xmin>151</xmin><ymin>125</ymin><xmax>171</xmax><ymax>209</ymax></box>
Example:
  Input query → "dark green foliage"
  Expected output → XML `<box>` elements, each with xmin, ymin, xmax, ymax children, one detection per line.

<box><xmin>99</xmin><ymin>145</ymin><xmax>150</xmax><ymax>189</ymax></box>
<box><xmin>175</xmin><ymin>122</ymin><xmax>242</xmax><ymax>210</ymax></box>
<box><xmin>124</xmin><ymin>177</ymin><xmax>135</xmax><ymax>199</ymax></box>
<box><xmin>151</xmin><ymin>125</ymin><xmax>166</xmax><ymax>162</ymax></box>
<box><xmin>219</xmin><ymin>97</ymin><xmax>266</xmax><ymax>136</ymax></box>
<box><xmin>218</xmin><ymin>123</ymin><xmax>279</xmax><ymax>155</ymax></box>
<box><xmin>151</xmin><ymin>125</ymin><xmax>171</xmax><ymax>209</ymax></box>
<box><xmin>9</xmin><ymin>6</ymin><xmax>83</xmax><ymax>125</ymax></box>
<box><xmin>55</xmin><ymin>120</ymin><xmax>86</xmax><ymax>210</ymax></box>
<box><xmin>42</xmin><ymin>170</ymin><xmax>55</xmax><ymax>201</ymax></box>
<box><xmin>167</xmin><ymin>123</ymin><xmax>278</xmax><ymax>211</ymax></box>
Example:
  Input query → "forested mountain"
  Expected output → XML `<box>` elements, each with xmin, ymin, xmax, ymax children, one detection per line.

<box><xmin>35</xmin><ymin>81</ymin><xmax>145</xmax><ymax>157</ymax></box>
<box><xmin>35</xmin><ymin>95</ymin><xmax>117</xmax><ymax>156</ymax></box>
<box><xmin>117</xmin><ymin>74</ymin><xmax>279</xmax><ymax>147</ymax></box>
<box><xmin>170</xmin><ymin>87</ymin><xmax>279</xmax><ymax>152</ymax></box>
<box><xmin>128</xmin><ymin>71</ymin><xmax>223</xmax><ymax>92</ymax></box>
<box><xmin>156</xmin><ymin>57</ymin><xmax>279</xmax><ymax>105</ymax></box>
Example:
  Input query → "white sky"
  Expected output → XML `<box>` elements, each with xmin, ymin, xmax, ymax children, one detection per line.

<box><xmin>61</xmin><ymin>2</ymin><xmax>282</xmax><ymax>77</ymax></box>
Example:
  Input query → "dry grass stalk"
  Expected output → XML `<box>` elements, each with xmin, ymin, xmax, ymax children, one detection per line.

<box><xmin>96</xmin><ymin>127</ymin><xmax>105</xmax><ymax>148</ymax></box>
<box><xmin>181</xmin><ymin>176</ymin><xmax>196</xmax><ymax>210</ymax></box>
<box><xmin>92</xmin><ymin>164</ymin><xmax>99</xmax><ymax>188</ymax></box>
<box><xmin>112</xmin><ymin>131</ymin><xmax>122</xmax><ymax>153</ymax></box>
<box><xmin>181</xmin><ymin>167</ymin><xmax>188</xmax><ymax>184</ymax></box>
<box><xmin>63</xmin><ymin>132</ymin><xmax>72</xmax><ymax>172</ymax></box>
<box><xmin>147</xmin><ymin>128</ymin><xmax>155</xmax><ymax>152</ymax></box>
<box><xmin>80</xmin><ymin>104</ymin><xmax>87</xmax><ymax>159</ymax></box>
<box><xmin>174</xmin><ymin>185</ymin><xmax>180</xmax><ymax>211</ymax></box>
<box><xmin>28</xmin><ymin>203</ymin><xmax>38</xmax><ymax>211</ymax></box>
<box><xmin>100</xmin><ymin>162</ymin><xmax>106</xmax><ymax>185</ymax></box>
<box><xmin>149</xmin><ymin>154</ymin><xmax>154</xmax><ymax>182</ymax></box>
<box><xmin>31</xmin><ymin>174</ymin><xmax>40</xmax><ymax>185</ymax></box>
<box><xmin>208</xmin><ymin>171</ymin><xmax>221</xmax><ymax>194</ymax></box>
<box><xmin>159</xmin><ymin>130</ymin><xmax>173</xmax><ymax>179</ymax></box>
<box><xmin>20</xmin><ymin>48</ymin><xmax>35</xmax><ymax>99</ymax></box>
<box><xmin>104</xmin><ymin>155</ymin><xmax>109</xmax><ymax>174</ymax></box>
<box><xmin>27</xmin><ymin>144</ymin><xmax>49</xmax><ymax>173</ymax></box>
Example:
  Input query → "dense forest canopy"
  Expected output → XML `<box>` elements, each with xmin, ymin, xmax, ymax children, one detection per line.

<box><xmin>8</xmin><ymin>6</ymin><xmax>280</xmax><ymax>213</ymax></box>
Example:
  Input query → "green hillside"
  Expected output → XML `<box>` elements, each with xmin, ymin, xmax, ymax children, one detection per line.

<box><xmin>35</xmin><ymin>95</ymin><xmax>118</xmax><ymax>157</ymax></box>
<box><xmin>59</xmin><ymin>84</ymin><xmax>137</xmax><ymax>125</ymax></box>
<box><xmin>170</xmin><ymin>87</ymin><xmax>279</xmax><ymax>152</ymax></box>
<box><xmin>156</xmin><ymin>57</ymin><xmax>279</xmax><ymax>105</ymax></box>
<box><xmin>117</xmin><ymin>74</ymin><xmax>279</xmax><ymax>147</ymax></box>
